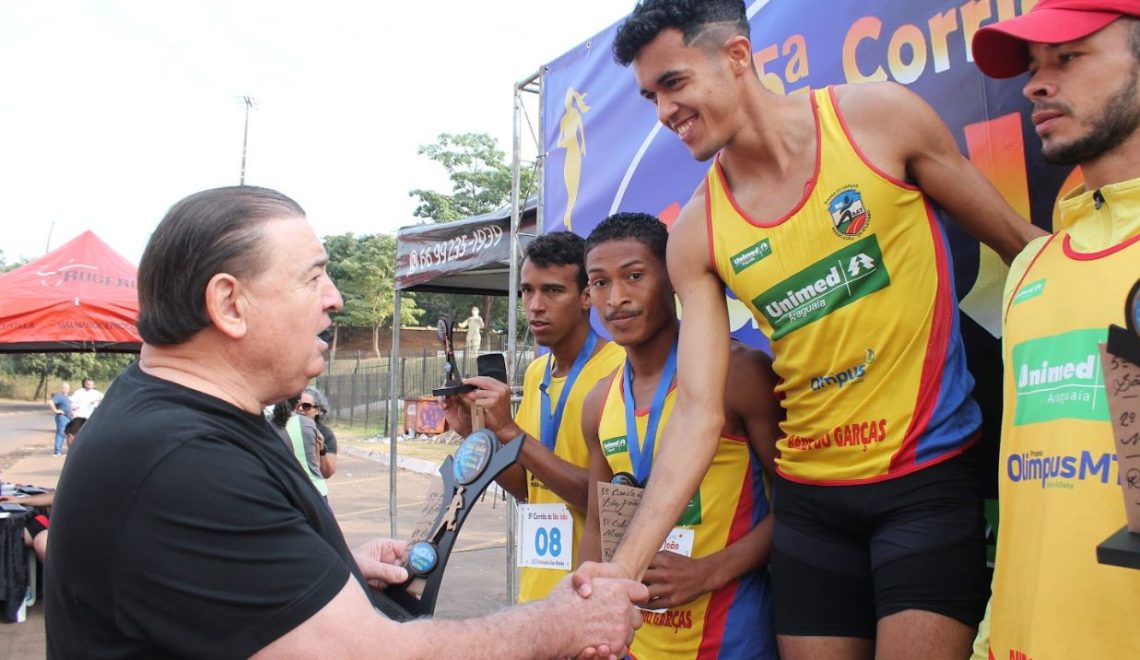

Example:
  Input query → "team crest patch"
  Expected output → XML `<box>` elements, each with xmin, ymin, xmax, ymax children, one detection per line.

<box><xmin>827</xmin><ymin>186</ymin><xmax>870</xmax><ymax>239</ymax></box>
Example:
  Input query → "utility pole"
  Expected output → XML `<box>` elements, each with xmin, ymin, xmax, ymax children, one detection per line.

<box><xmin>239</xmin><ymin>95</ymin><xmax>257</xmax><ymax>186</ymax></box>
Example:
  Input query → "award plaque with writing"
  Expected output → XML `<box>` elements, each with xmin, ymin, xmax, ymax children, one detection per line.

<box><xmin>1097</xmin><ymin>279</ymin><xmax>1140</xmax><ymax>570</ymax></box>
<box><xmin>370</xmin><ymin>430</ymin><xmax>524</xmax><ymax>621</ymax></box>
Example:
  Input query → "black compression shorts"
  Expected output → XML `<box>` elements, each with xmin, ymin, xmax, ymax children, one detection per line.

<box><xmin>770</xmin><ymin>448</ymin><xmax>988</xmax><ymax>639</ymax></box>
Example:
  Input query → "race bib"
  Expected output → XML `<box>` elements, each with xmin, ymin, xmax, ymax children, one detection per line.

<box><xmin>660</xmin><ymin>527</ymin><xmax>695</xmax><ymax>558</ymax></box>
<box><xmin>516</xmin><ymin>503</ymin><xmax>573</xmax><ymax>570</ymax></box>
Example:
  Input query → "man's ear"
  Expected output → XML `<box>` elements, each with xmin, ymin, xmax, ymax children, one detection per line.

<box><xmin>724</xmin><ymin>34</ymin><xmax>753</xmax><ymax>76</ymax></box>
<box><xmin>204</xmin><ymin>273</ymin><xmax>248</xmax><ymax>339</ymax></box>
<box><xmin>579</xmin><ymin>285</ymin><xmax>593</xmax><ymax>312</ymax></box>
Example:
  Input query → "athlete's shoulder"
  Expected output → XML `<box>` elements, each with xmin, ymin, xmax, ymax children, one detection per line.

<box><xmin>726</xmin><ymin>341</ymin><xmax>777</xmax><ymax>391</ymax></box>
<box><xmin>590</xmin><ymin>339</ymin><xmax>626</xmax><ymax>370</ymax></box>
<box><xmin>833</xmin><ymin>81</ymin><xmax>918</xmax><ymax>111</ymax></box>
<box><xmin>521</xmin><ymin>354</ymin><xmax>549</xmax><ymax>388</ymax></box>
<box><xmin>1002</xmin><ymin>233</ymin><xmax>1055</xmax><ymax>309</ymax></box>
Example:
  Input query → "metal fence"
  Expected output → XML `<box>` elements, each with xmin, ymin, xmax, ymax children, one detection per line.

<box><xmin>314</xmin><ymin>346</ymin><xmax>535</xmax><ymax>436</ymax></box>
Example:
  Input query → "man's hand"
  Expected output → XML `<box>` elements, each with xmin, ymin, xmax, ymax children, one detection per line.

<box><xmin>352</xmin><ymin>538</ymin><xmax>408</xmax><ymax>589</ymax></box>
<box><xmin>571</xmin><ymin>561</ymin><xmax>635</xmax><ymax>598</ymax></box>
<box><xmin>441</xmin><ymin>394</ymin><xmax>472</xmax><ymax>437</ymax></box>
<box><xmin>546</xmin><ymin>573</ymin><xmax>647</xmax><ymax>659</ymax></box>
<box><xmin>460</xmin><ymin>375</ymin><xmax>523</xmax><ymax>442</ymax></box>
<box><xmin>641</xmin><ymin>551</ymin><xmax>711</xmax><ymax>609</ymax></box>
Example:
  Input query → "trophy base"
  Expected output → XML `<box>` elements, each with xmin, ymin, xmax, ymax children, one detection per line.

<box><xmin>1096</xmin><ymin>526</ymin><xmax>1140</xmax><ymax>570</ymax></box>
<box><xmin>432</xmin><ymin>384</ymin><xmax>476</xmax><ymax>397</ymax></box>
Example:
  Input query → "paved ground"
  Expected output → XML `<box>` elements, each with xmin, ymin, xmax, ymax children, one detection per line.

<box><xmin>0</xmin><ymin>401</ymin><xmax>515</xmax><ymax>657</ymax></box>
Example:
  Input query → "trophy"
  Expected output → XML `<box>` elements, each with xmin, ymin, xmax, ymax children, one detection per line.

<box><xmin>1096</xmin><ymin>279</ymin><xmax>1140</xmax><ymax>570</ymax></box>
<box><xmin>371</xmin><ymin>429</ymin><xmax>523</xmax><ymax>621</ymax></box>
<box><xmin>370</xmin><ymin>326</ymin><xmax>519</xmax><ymax>620</ymax></box>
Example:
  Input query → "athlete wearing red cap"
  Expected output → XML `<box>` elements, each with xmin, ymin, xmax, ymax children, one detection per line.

<box><xmin>973</xmin><ymin>2</ymin><xmax>1140</xmax><ymax>657</ymax></box>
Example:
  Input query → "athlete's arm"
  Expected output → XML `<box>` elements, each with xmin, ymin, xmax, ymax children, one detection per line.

<box><xmin>840</xmin><ymin>82</ymin><xmax>1046</xmax><ymax>264</ymax></box>
<box><xmin>578</xmin><ymin>378</ymin><xmax>615</xmax><ymax>565</ymax></box>
<box><xmin>641</xmin><ymin>344</ymin><xmax>781</xmax><ymax>609</ymax></box>
<box><xmin>463</xmin><ymin>374</ymin><xmax>591</xmax><ymax>511</ymax></box>
<box><xmin>609</xmin><ymin>198</ymin><xmax>730</xmax><ymax>581</ymax></box>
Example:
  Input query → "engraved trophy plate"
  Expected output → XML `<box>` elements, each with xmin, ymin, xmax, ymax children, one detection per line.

<box><xmin>1097</xmin><ymin>277</ymin><xmax>1140</xmax><ymax>569</ymax></box>
<box><xmin>453</xmin><ymin>430</ymin><xmax>495</xmax><ymax>485</ymax></box>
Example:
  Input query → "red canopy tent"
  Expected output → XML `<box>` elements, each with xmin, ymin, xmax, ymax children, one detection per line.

<box><xmin>0</xmin><ymin>231</ymin><xmax>142</xmax><ymax>353</ymax></box>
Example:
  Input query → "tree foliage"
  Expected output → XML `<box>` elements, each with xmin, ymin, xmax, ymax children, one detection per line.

<box><xmin>409</xmin><ymin>132</ymin><xmax>535</xmax><ymax>222</ymax></box>
<box><xmin>324</xmin><ymin>232</ymin><xmax>422</xmax><ymax>357</ymax></box>
<box><xmin>1</xmin><ymin>249</ymin><xmax>28</xmax><ymax>273</ymax></box>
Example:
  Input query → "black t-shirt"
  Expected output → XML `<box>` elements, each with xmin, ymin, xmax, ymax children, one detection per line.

<box><xmin>45</xmin><ymin>363</ymin><xmax>364</xmax><ymax>658</ymax></box>
<box><xmin>316</xmin><ymin>421</ymin><xmax>338</xmax><ymax>454</ymax></box>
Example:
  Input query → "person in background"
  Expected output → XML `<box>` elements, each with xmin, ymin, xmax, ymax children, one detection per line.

<box><xmin>70</xmin><ymin>378</ymin><xmax>103</xmax><ymax>420</ymax></box>
<box><xmin>299</xmin><ymin>385</ymin><xmax>337</xmax><ymax>479</ymax></box>
<box><xmin>271</xmin><ymin>395</ymin><xmax>329</xmax><ymax>503</ymax></box>
<box><xmin>1</xmin><ymin>416</ymin><xmax>87</xmax><ymax>561</ymax></box>
<box><xmin>48</xmin><ymin>381</ymin><xmax>71</xmax><ymax>457</ymax></box>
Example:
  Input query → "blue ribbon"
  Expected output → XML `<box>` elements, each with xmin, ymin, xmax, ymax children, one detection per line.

<box><xmin>539</xmin><ymin>329</ymin><xmax>599</xmax><ymax>451</ymax></box>
<box><xmin>623</xmin><ymin>339</ymin><xmax>679</xmax><ymax>484</ymax></box>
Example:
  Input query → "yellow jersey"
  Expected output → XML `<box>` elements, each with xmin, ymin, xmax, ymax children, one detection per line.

<box><xmin>597</xmin><ymin>365</ymin><xmax>776</xmax><ymax>659</ymax></box>
<box><xmin>513</xmin><ymin>339</ymin><xmax>624</xmax><ymax>602</ymax></box>
<box><xmin>706</xmin><ymin>86</ymin><xmax>980</xmax><ymax>484</ymax></box>
<box><xmin>989</xmin><ymin>178</ymin><xmax>1140</xmax><ymax>659</ymax></box>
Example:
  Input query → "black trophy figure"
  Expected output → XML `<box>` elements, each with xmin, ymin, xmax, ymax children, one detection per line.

<box><xmin>433</xmin><ymin>316</ymin><xmax>474</xmax><ymax>398</ymax></box>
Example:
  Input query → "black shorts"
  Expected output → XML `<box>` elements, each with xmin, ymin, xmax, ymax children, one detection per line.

<box><xmin>770</xmin><ymin>449</ymin><xmax>987</xmax><ymax>639</ymax></box>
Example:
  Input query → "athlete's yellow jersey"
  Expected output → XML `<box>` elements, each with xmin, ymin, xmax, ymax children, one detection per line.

<box><xmin>706</xmin><ymin>86</ymin><xmax>980</xmax><ymax>484</ymax></box>
<box><xmin>513</xmin><ymin>339</ymin><xmax>624</xmax><ymax>602</ymax></box>
<box><xmin>598</xmin><ymin>366</ymin><xmax>776</xmax><ymax>659</ymax></box>
<box><xmin>990</xmin><ymin>179</ymin><xmax>1140</xmax><ymax>659</ymax></box>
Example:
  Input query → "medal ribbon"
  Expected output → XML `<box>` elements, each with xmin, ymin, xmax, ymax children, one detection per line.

<box><xmin>623</xmin><ymin>339</ymin><xmax>679</xmax><ymax>484</ymax></box>
<box><xmin>539</xmin><ymin>329</ymin><xmax>599</xmax><ymax>451</ymax></box>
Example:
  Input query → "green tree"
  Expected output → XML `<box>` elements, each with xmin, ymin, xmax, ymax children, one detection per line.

<box><xmin>324</xmin><ymin>232</ymin><xmax>422</xmax><ymax>358</ymax></box>
<box><xmin>408</xmin><ymin>132</ymin><xmax>534</xmax><ymax>335</ymax></box>
<box><xmin>8</xmin><ymin>353</ymin><xmax>136</xmax><ymax>399</ymax></box>
<box><xmin>1</xmin><ymin>249</ymin><xmax>28</xmax><ymax>273</ymax></box>
<box><xmin>409</xmin><ymin>132</ymin><xmax>535</xmax><ymax>222</ymax></box>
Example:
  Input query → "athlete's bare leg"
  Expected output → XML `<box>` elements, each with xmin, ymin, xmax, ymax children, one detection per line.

<box><xmin>876</xmin><ymin>609</ymin><xmax>974</xmax><ymax>660</ymax></box>
<box><xmin>777</xmin><ymin>635</ymin><xmax>873</xmax><ymax>660</ymax></box>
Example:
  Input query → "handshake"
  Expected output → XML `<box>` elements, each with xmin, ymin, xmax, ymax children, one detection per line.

<box><xmin>354</xmin><ymin>537</ymin><xmax>644</xmax><ymax>659</ymax></box>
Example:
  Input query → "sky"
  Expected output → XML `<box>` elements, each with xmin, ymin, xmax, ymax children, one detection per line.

<box><xmin>0</xmin><ymin>1</ymin><xmax>632</xmax><ymax>265</ymax></box>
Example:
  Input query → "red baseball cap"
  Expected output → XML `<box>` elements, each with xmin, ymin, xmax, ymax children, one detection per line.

<box><xmin>972</xmin><ymin>0</ymin><xmax>1140</xmax><ymax>78</ymax></box>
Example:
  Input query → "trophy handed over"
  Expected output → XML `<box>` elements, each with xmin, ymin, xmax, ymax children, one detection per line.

<box><xmin>371</xmin><ymin>316</ymin><xmax>522</xmax><ymax>620</ymax></box>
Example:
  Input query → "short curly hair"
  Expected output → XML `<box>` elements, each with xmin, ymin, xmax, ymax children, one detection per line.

<box><xmin>523</xmin><ymin>231</ymin><xmax>588</xmax><ymax>291</ymax></box>
<box><xmin>613</xmin><ymin>0</ymin><xmax>750</xmax><ymax>66</ymax></box>
<box><xmin>584</xmin><ymin>212</ymin><xmax>669</xmax><ymax>264</ymax></box>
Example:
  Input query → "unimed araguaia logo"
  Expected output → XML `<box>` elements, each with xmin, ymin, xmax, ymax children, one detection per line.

<box><xmin>753</xmin><ymin>234</ymin><xmax>890</xmax><ymax>340</ymax></box>
<box><xmin>1011</xmin><ymin>328</ymin><xmax>1108</xmax><ymax>425</ymax></box>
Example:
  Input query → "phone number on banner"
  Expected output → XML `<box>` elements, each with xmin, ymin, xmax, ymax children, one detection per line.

<box><xmin>407</xmin><ymin>225</ymin><xmax>504</xmax><ymax>275</ymax></box>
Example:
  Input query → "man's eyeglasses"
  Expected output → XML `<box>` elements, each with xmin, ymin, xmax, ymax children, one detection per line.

<box><xmin>297</xmin><ymin>402</ymin><xmax>315</xmax><ymax>412</ymax></box>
